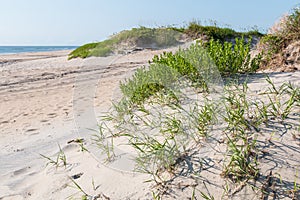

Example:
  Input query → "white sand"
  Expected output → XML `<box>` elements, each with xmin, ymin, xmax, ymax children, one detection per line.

<box><xmin>0</xmin><ymin>49</ymin><xmax>299</xmax><ymax>199</ymax></box>
<box><xmin>0</xmin><ymin>49</ymin><xmax>174</xmax><ymax>199</ymax></box>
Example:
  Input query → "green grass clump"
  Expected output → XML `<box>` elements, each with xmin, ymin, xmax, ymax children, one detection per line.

<box><xmin>40</xmin><ymin>144</ymin><xmax>67</xmax><ymax>169</ymax></box>
<box><xmin>120</xmin><ymin>64</ymin><xmax>180</xmax><ymax>106</ymax></box>
<box><xmin>223</xmin><ymin>132</ymin><xmax>259</xmax><ymax>182</ymax></box>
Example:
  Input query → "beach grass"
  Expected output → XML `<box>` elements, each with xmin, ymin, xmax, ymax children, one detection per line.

<box><xmin>94</xmin><ymin>41</ymin><xmax>299</xmax><ymax>198</ymax></box>
<box><xmin>40</xmin><ymin>10</ymin><xmax>300</xmax><ymax>198</ymax></box>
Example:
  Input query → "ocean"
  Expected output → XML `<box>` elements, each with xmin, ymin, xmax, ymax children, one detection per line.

<box><xmin>0</xmin><ymin>46</ymin><xmax>77</xmax><ymax>55</ymax></box>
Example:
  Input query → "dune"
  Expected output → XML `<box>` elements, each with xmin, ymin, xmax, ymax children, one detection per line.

<box><xmin>0</xmin><ymin>44</ymin><xmax>299</xmax><ymax>199</ymax></box>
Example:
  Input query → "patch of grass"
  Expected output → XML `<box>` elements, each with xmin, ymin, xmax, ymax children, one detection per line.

<box><xmin>261</xmin><ymin>77</ymin><xmax>300</xmax><ymax>121</ymax></box>
<box><xmin>114</xmin><ymin>26</ymin><xmax>181</xmax><ymax>48</ymax></box>
<box><xmin>221</xmin><ymin>78</ymin><xmax>300</xmax><ymax>187</ymax></box>
<box><xmin>184</xmin><ymin>22</ymin><xmax>264</xmax><ymax>41</ymax></box>
<box><xmin>185</xmin><ymin>22</ymin><xmax>237</xmax><ymax>41</ymax></box>
<box><xmin>68</xmin><ymin>43</ymin><xmax>98</xmax><ymax>59</ymax></box>
<box><xmin>222</xmin><ymin>131</ymin><xmax>259</xmax><ymax>182</ymax></box>
<box><xmin>92</xmin><ymin>122</ymin><xmax>116</xmax><ymax>163</ymax></box>
<box><xmin>221</xmin><ymin>82</ymin><xmax>260</xmax><ymax>183</ymax></box>
<box><xmin>119</xmin><ymin>64</ymin><xmax>179</xmax><ymax>106</ymax></box>
<box><xmin>68</xmin><ymin>177</ymin><xmax>109</xmax><ymax>200</ymax></box>
<box><xmin>150</xmin><ymin>47</ymin><xmax>208</xmax><ymax>86</ymax></box>
<box><xmin>96</xmin><ymin>74</ymin><xmax>300</xmax><ymax>198</ymax></box>
<box><xmin>190</xmin><ymin>102</ymin><xmax>217</xmax><ymax>137</ymax></box>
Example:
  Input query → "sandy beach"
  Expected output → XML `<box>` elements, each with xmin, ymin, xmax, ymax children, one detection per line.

<box><xmin>0</xmin><ymin>49</ymin><xmax>177</xmax><ymax>199</ymax></box>
<box><xmin>0</xmin><ymin>48</ymin><xmax>299</xmax><ymax>199</ymax></box>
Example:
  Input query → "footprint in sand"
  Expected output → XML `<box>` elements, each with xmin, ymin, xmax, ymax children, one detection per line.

<box><xmin>47</xmin><ymin>113</ymin><xmax>57</xmax><ymax>118</ymax></box>
<box><xmin>13</xmin><ymin>166</ymin><xmax>31</xmax><ymax>176</ymax></box>
<box><xmin>25</xmin><ymin>128</ymin><xmax>39</xmax><ymax>135</ymax></box>
<box><xmin>0</xmin><ymin>120</ymin><xmax>9</xmax><ymax>124</ymax></box>
<box><xmin>25</xmin><ymin>128</ymin><xmax>38</xmax><ymax>132</ymax></box>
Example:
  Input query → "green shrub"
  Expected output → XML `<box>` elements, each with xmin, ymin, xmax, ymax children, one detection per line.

<box><xmin>151</xmin><ymin>51</ymin><xmax>200</xmax><ymax>83</ymax></box>
<box><xmin>120</xmin><ymin>38</ymin><xmax>261</xmax><ymax>106</ymax></box>
<box><xmin>205</xmin><ymin>37</ymin><xmax>262</xmax><ymax>75</ymax></box>
<box><xmin>119</xmin><ymin>64</ymin><xmax>180</xmax><ymax>105</ymax></box>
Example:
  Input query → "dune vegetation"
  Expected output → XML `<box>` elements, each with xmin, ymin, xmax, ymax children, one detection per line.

<box><xmin>44</xmin><ymin>7</ymin><xmax>300</xmax><ymax>200</ymax></box>
<box><xmin>68</xmin><ymin>22</ymin><xmax>264</xmax><ymax>59</ymax></box>
<box><xmin>89</xmin><ymin>7</ymin><xmax>300</xmax><ymax>199</ymax></box>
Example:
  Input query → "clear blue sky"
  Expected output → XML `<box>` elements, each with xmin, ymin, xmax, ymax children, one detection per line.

<box><xmin>0</xmin><ymin>0</ymin><xmax>298</xmax><ymax>46</ymax></box>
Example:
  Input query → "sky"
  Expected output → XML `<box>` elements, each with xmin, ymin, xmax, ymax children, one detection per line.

<box><xmin>0</xmin><ymin>0</ymin><xmax>298</xmax><ymax>46</ymax></box>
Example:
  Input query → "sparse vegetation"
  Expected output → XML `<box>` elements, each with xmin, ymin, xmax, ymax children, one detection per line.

<box><xmin>96</xmin><ymin>70</ymin><xmax>300</xmax><ymax>199</ymax></box>
<box><xmin>40</xmin><ymin>144</ymin><xmax>67</xmax><ymax>169</ymax></box>
<box><xmin>54</xmin><ymin>10</ymin><xmax>300</xmax><ymax>199</ymax></box>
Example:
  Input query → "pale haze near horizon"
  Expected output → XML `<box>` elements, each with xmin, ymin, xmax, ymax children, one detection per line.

<box><xmin>0</xmin><ymin>0</ymin><xmax>298</xmax><ymax>46</ymax></box>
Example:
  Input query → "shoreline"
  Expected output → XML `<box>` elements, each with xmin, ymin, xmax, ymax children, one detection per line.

<box><xmin>0</xmin><ymin>46</ymin><xmax>77</xmax><ymax>56</ymax></box>
<box><xmin>0</xmin><ymin>50</ymin><xmax>73</xmax><ymax>65</ymax></box>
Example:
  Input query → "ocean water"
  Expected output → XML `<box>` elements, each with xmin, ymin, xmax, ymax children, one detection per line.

<box><xmin>0</xmin><ymin>46</ymin><xmax>77</xmax><ymax>55</ymax></box>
